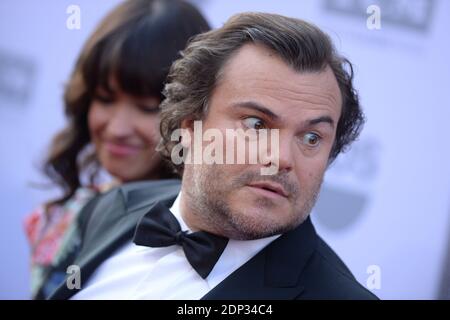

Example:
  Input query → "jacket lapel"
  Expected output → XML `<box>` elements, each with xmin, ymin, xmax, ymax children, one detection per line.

<box><xmin>202</xmin><ymin>217</ymin><xmax>317</xmax><ymax>300</ymax></box>
<box><xmin>49</xmin><ymin>180</ymin><xmax>180</xmax><ymax>299</ymax></box>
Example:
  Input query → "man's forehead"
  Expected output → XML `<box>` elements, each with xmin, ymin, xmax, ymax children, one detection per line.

<box><xmin>219</xmin><ymin>44</ymin><xmax>286</xmax><ymax>81</ymax></box>
<box><xmin>215</xmin><ymin>43</ymin><xmax>342</xmax><ymax>117</ymax></box>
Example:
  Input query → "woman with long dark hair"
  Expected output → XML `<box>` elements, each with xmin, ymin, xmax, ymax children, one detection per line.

<box><xmin>24</xmin><ymin>0</ymin><xmax>209</xmax><ymax>298</ymax></box>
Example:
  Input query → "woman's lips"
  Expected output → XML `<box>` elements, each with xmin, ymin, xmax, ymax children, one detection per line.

<box><xmin>104</xmin><ymin>142</ymin><xmax>142</xmax><ymax>157</ymax></box>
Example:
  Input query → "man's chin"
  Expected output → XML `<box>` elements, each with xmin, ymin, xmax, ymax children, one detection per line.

<box><xmin>234</xmin><ymin>190</ymin><xmax>292</xmax><ymax>215</ymax></box>
<box><xmin>226</xmin><ymin>203</ymin><xmax>291</xmax><ymax>235</ymax></box>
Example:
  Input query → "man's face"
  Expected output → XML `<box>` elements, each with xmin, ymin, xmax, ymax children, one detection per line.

<box><xmin>181</xmin><ymin>44</ymin><xmax>342</xmax><ymax>240</ymax></box>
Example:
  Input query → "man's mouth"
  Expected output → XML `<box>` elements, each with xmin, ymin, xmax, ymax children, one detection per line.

<box><xmin>246</xmin><ymin>181</ymin><xmax>289</xmax><ymax>198</ymax></box>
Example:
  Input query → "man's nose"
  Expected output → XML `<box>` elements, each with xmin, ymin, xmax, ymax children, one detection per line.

<box><xmin>260</xmin><ymin>130</ymin><xmax>294</xmax><ymax>175</ymax></box>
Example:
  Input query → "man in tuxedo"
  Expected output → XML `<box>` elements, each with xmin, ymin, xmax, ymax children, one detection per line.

<box><xmin>50</xmin><ymin>12</ymin><xmax>377</xmax><ymax>299</ymax></box>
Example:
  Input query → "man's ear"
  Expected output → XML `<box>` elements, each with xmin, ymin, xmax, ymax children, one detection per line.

<box><xmin>180</xmin><ymin>118</ymin><xmax>194</xmax><ymax>131</ymax></box>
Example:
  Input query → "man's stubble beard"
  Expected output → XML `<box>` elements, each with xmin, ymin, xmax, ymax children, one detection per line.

<box><xmin>183</xmin><ymin>163</ymin><xmax>323</xmax><ymax>240</ymax></box>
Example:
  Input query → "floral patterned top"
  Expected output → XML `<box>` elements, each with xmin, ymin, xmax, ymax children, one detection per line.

<box><xmin>24</xmin><ymin>187</ymin><xmax>99</xmax><ymax>298</ymax></box>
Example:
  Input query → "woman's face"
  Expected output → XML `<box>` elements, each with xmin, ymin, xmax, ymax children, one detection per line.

<box><xmin>88</xmin><ymin>84</ymin><xmax>163</xmax><ymax>182</ymax></box>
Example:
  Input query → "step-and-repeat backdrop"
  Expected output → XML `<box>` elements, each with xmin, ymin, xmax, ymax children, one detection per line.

<box><xmin>0</xmin><ymin>0</ymin><xmax>449</xmax><ymax>299</ymax></box>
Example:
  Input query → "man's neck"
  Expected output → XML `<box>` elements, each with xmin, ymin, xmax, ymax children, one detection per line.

<box><xmin>178</xmin><ymin>186</ymin><xmax>229</xmax><ymax>237</ymax></box>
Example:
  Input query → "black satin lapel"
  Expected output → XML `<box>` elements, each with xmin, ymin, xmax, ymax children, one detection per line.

<box><xmin>74</xmin><ymin>179</ymin><xmax>181</xmax><ymax>275</ymax></box>
<box><xmin>48</xmin><ymin>189</ymin><xmax>140</xmax><ymax>299</ymax></box>
<box><xmin>121</xmin><ymin>179</ymin><xmax>181</xmax><ymax>213</ymax></box>
<box><xmin>201</xmin><ymin>217</ymin><xmax>317</xmax><ymax>300</ymax></box>
<box><xmin>49</xmin><ymin>181</ymin><xmax>181</xmax><ymax>300</ymax></box>
<box><xmin>201</xmin><ymin>249</ymin><xmax>304</xmax><ymax>300</ymax></box>
<box><xmin>264</xmin><ymin>217</ymin><xmax>317</xmax><ymax>287</ymax></box>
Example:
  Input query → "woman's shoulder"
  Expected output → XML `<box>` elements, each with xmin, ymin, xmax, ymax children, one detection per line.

<box><xmin>23</xmin><ymin>186</ymin><xmax>99</xmax><ymax>263</ymax></box>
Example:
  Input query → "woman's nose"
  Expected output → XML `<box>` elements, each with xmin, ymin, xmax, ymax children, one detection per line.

<box><xmin>105</xmin><ymin>106</ymin><xmax>135</xmax><ymax>138</ymax></box>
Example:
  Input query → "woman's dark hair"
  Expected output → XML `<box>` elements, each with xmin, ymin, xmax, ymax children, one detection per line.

<box><xmin>158</xmin><ymin>12</ymin><xmax>364</xmax><ymax>174</ymax></box>
<box><xmin>44</xmin><ymin>0</ymin><xmax>210</xmax><ymax>205</ymax></box>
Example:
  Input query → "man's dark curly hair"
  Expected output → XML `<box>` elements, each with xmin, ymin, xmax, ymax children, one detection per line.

<box><xmin>158</xmin><ymin>12</ymin><xmax>364</xmax><ymax>174</ymax></box>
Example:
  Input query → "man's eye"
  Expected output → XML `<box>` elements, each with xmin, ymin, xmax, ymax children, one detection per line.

<box><xmin>243</xmin><ymin>117</ymin><xmax>266</xmax><ymax>130</ymax></box>
<box><xmin>302</xmin><ymin>132</ymin><xmax>321</xmax><ymax>147</ymax></box>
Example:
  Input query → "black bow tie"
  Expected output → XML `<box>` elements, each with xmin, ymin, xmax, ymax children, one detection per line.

<box><xmin>133</xmin><ymin>201</ymin><xmax>229</xmax><ymax>279</ymax></box>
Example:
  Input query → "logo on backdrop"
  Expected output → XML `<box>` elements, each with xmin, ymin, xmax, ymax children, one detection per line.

<box><xmin>324</xmin><ymin>0</ymin><xmax>435</xmax><ymax>32</ymax></box>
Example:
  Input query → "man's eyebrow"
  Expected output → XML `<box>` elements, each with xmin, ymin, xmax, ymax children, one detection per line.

<box><xmin>230</xmin><ymin>102</ymin><xmax>334</xmax><ymax>128</ymax></box>
<box><xmin>230</xmin><ymin>101</ymin><xmax>279</xmax><ymax>121</ymax></box>
<box><xmin>307</xmin><ymin>116</ymin><xmax>335</xmax><ymax>128</ymax></box>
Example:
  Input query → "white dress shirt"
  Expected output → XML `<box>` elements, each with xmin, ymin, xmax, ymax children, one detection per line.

<box><xmin>72</xmin><ymin>192</ymin><xmax>279</xmax><ymax>299</ymax></box>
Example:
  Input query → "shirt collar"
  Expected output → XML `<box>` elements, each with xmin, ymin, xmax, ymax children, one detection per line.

<box><xmin>169</xmin><ymin>191</ymin><xmax>280</xmax><ymax>287</ymax></box>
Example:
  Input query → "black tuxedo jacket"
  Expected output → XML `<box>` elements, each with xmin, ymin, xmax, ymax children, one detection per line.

<box><xmin>49</xmin><ymin>179</ymin><xmax>378</xmax><ymax>300</ymax></box>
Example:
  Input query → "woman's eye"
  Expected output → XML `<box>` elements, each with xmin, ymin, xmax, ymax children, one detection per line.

<box><xmin>94</xmin><ymin>94</ymin><xmax>114</xmax><ymax>104</ymax></box>
<box><xmin>302</xmin><ymin>132</ymin><xmax>321</xmax><ymax>147</ymax></box>
<box><xmin>243</xmin><ymin>117</ymin><xmax>266</xmax><ymax>130</ymax></box>
<box><xmin>138</xmin><ymin>104</ymin><xmax>160</xmax><ymax>114</ymax></box>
